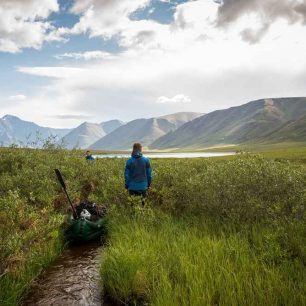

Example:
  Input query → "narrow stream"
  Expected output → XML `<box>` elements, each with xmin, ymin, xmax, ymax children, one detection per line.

<box><xmin>22</xmin><ymin>241</ymin><xmax>105</xmax><ymax>306</ymax></box>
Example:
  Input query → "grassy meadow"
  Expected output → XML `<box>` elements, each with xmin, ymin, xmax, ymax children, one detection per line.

<box><xmin>101</xmin><ymin>154</ymin><xmax>306</xmax><ymax>305</ymax></box>
<box><xmin>0</xmin><ymin>147</ymin><xmax>125</xmax><ymax>305</ymax></box>
<box><xmin>0</xmin><ymin>146</ymin><xmax>305</xmax><ymax>305</ymax></box>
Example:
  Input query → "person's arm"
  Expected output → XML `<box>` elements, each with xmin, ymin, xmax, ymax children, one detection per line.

<box><xmin>124</xmin><ymin>160</ymin><xmax>130</xmax><ymax>189</ymax></box>
<box><xmin>146</xmin><ymin>158</ymin><xmax>152</xmax><ymax>188</ymax></box>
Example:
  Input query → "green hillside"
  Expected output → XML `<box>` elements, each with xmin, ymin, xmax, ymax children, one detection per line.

<box><xmin>151</xmin><ymin>97</ymin><xmax>306</xmax><ymax>149</ymax></box>
<box><xmin>90</xmin><ymin>112</ymin><xmax>202</xmax><ymax>150</ymax></box>
<box><xmin>262</xmin><ymin>113</ymin><xmax>306</xmax><ymax>143</ymax></box>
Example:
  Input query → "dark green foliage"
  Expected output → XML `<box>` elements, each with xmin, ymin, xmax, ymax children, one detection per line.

<box><xmin>0</xmin><ymin>147</ymin><xmax>305</xmax><ymax>305</ymax></box>
<box><xmin>100</xmin><ymin>154</ymin><xmax>306</xmax><ymax>306</ymax></box>
<box><xmin>151</xmin><ymin>155</ymin><xmax>306</xmax><ymax>224</ymax></box>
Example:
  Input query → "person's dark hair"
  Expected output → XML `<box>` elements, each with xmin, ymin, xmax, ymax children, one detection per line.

<box><xmin>86</xmin><ymin>150</ymin><xmax>90</xmax><ymax>154</ymax></box>
<box><xmin>133</xmin><ymin>143</ymin><xmax>142</xmax><ymax>152</ymax></box>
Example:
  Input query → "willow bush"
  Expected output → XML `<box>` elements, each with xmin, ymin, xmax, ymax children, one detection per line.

<box><xmin>0</xmin><ymin>148</ymin><xmax>305</xmax><ymax>305</ymax></box>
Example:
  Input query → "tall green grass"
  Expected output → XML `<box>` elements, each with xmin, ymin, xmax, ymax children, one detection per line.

<box><xmin>1</xmin><ymin>148</ymin><xmax>306</xmax><ymax>305</ymax></box>
<box><xmin>101</xmin><ymin>155</ymin><xmax>306</xmax><ymax>306</ymax></box>
<box><xmin>0</xmin><ymin>148</ymin><xmax>125</xmax><ymax>305</ymax></box>
<box><xmin>0</xmin><ymin>232</ymin><xmax>63</xmax><ymax>306</ymax></box>
<box><xmin>101</xmin><ymin>207</ymin><xmax>306</xmax><ymax>306</ymax></box>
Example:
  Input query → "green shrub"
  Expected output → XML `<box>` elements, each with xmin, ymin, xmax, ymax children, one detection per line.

<box><xmin>153</xmin><ymin>155</ymin><xmax>306</xmax><ymax>224</ymax></box>
<box><xmin>1</xmin><ymin>148</ymin><xmax>305</xmax><ymax>305</ymax></box>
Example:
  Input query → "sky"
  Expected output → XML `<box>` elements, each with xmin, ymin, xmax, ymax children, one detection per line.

<box><xmin>0</xmin><ymin>0</ymin><xmax>306</xmax><ymax>128</ymax></box>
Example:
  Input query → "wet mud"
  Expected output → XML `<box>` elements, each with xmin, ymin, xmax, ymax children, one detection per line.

<box><xmin>22</xmin><ymin>241</ymin><xmax>106</xmax><ymax>306</ymax></box>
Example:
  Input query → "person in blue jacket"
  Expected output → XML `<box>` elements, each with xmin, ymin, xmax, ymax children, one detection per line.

<box><xmin>85</xmin><ymin>150</ymin><xmax>95</xmax><ymax>161</ymax></box>
<box><xmin>125</xmin><ymin>143</ymin><xmax>152</xmax><ymax>199</ymax></box>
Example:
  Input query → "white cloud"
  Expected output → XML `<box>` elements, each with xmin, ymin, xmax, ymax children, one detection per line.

<box><xmin>0</xmin><ymin>0</ymin><xmax>63</xmax><ymax>53</ymax></box>
<box><xmin>216</xmin><ymin>0</ymin><xmax>306</xmax><ymax>43</ymax></box>
<box><xmin>8</xmin><ymin>94</ymin><xmax>27</xmax><ymax>101</ymax></box>
<box><xmin>5</xmin><ymin>0</ymin><xmax>306</xmax><ymax>127</ymax></box>
<box><xmin>148</xmin><ymin>7</ymin><xmax>155</xmax><ymax>15</ymax></box>
<box><xmin>64</xmin><ymin>0</ymin><xmax>150</xmax><ymax>38</ymax></box>
<box><xmin>16</xmin><ymin>19</ymin><xmax>306</xmax><ymax>127</ymax></box>
<box><xmin>18</xmin><ymin>66</ymin><xmax>85</xmax><ymax>78</ymax></box>
<box><xmin>156</xmin><ymin>94</ymin><xmax>191</xmax><ymax>104</ymax></box>
<box><xmin>59</xmin><ymin>0</ymin><xmax>306</xmax><ymax>54</ymax></box>
<box><xmin>54</xmin><ymin>51</ymin><xmax>115</xmax><ymax>60</ymax></box>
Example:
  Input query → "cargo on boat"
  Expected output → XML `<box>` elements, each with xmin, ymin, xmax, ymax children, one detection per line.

<box><xmin>66</xmin><ymin>215</ymin><xmax>106</xmax><ymax>242</ymax></box>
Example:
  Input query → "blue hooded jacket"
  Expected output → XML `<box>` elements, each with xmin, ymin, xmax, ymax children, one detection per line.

<box><xmin>125</xmin><ymin>151</ymin><xmax>152</xmax><ymax>191</ymax></box>
<box><xmin>86</xmin><ymin>155</ymin><xmax>95</xmax><ymax>161</ymax></box>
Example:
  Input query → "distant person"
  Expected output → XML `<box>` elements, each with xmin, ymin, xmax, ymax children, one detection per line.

<box><xmin>125</xmin><ymin>143</ymin><xmax>152</xmax><ymax>201</ymax></box>
<box><xmin>85</xmin><ymin>150</ymin><xmax>95</xmax><ymax>161</ymax></box>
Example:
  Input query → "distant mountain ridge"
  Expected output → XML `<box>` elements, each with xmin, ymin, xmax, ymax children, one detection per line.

<box><xmin>150</xmin><ymin>97</ymin><xmax>306</xmax><ymax>149</ymax></box>
<box><xmin>62</xmin><ymin>120</ymin><xmax>123</xmax><ymax>149</ymax></box>
<box><xmin>2</xmin><ymin>98</ymin><xmax>306</xmax><ymax>150</ymax></box>
<box><xmin>100</xmin><ymin>120</ymin><xmax>124</xmax><ymax>134</ymax></box>
<box><xmin>0</xmin><ymin>115</ymin><xmax>71</xmax><ymax>147</ymax></box>
<box><xmin>90</xmin><ymin>112</ymin><xmax>203</xmax><ymax>150</ymax></box>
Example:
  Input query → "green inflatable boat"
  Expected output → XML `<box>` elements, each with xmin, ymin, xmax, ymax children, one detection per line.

<box><xmin>54</xmin><ymin>168</ymin><xmax>107</xmax><ymax>242</ymax></box>
<box><xmin>66</xmin><ymin>216</ymin><xmax>106</xmax><ymax>242</ymax></box>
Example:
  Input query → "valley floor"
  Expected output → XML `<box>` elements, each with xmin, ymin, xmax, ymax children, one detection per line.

<box><xmin>0</xmin><ymin>147</ymin><xmax>305</xmax><ymax>305</ymax></box>
<box><xmin>100</xmin><ymin>150</ymin><xmax>306</xmax><ymax>305</ymax></box>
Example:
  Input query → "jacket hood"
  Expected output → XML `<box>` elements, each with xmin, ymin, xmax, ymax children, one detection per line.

<box><xmin>132</xmin><ymin>150</ymin><xmax>143</xmax><ymax>158</ymax></box>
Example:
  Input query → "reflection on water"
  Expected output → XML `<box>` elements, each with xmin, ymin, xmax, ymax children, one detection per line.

<box><xmin>94</xmin><ymin>152</ymin><xmax>235</xmax><ymax>159</ymax></box>
<box><xmin>22</xmin><ymin>242</ymin><xmax>103</xmax><ymax>306</ymax></box>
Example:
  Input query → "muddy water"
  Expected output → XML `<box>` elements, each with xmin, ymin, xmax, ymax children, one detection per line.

<box><xmin>22</xmin><ymin>242</ymin><xmax>105</xmax><ymax>306</ymax></box>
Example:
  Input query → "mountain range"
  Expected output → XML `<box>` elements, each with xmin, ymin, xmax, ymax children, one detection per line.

<box><xmin>1</xmin><ymin>97</ymin><xmax>306</xmax><ymax>150</ymax></box>
<box><xmin>90</xmin><ymin>112</ymin><xmax>202</xmax><ymax>150</ymax></box>
<box><xmin>0</xmin><ymin>112</ymin><xmax>201</xmax><ymax>149</ymax></box>
<box><xmin>150</xmin><ymin>97</ymin><xmax>306</xmax><ymax>149</ymax></box>
<box><xmin>0</xmin><ymin>115</ymin><xmax>70</xmax><ymax>147</ymax></box>
<box><xmin>62</xmin><ymin>120</ymin><xmax>123</xmax><ymax>149</ymax></box>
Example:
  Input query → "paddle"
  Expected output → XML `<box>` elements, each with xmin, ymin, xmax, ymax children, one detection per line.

<box><xmin>54</xmin><ymin>169</ymin><xmax>78</xmax><ymax>219</ymax></box>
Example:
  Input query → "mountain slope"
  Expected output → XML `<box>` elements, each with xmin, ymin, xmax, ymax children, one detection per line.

<box><xmin>62</xmin><ymin>119</ymin><xmax>123</xmax><ymax>149</ymax></box>
<box><xmin>262</xmin><ymin>113</ymin><xmax>306</xmax><ymax>143</ymax></box>
<box><xmin>61</xmin><ymin>122</ymin><xmax>106</xmax><ymax>149</ymax></box>
<box><xmin>150</xmin><ymin>98</ymin><xmax>306</xmax><ymax>149</ymax></box>
<box><xmin>100</xmin><ymin>120</ymin><xmax>124</xmax><ymax>134</ymax></box>
<box><xmin>90</xmin><ymin>112</ymin><xmax>202</xmax><ymax>150</ymax></box>
<box><xmin>159</xmin><ymin>112</ymin><xmax>203</xmax><ymax>128</ymax></box>
<box><xmin>0</xmin><ymin>115</ymin><xmax>70</xmax><ymax>147</ymax></box>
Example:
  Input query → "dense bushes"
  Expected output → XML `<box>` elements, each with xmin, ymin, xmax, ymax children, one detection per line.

<box><xmin>1</xmin><ymin>148</ymin><xmax>305</xmax><ymax>305</ymax></box>
<box><xmin>100</xmin><ymin>154</ymin><xmax>306</xmax><ymax>305</ymax></box>
<box><xmin>0</xmin><ymin>148</ymin><xmax>126</xmax><ymax>305</ymax></box>
<box><xmin>152</xmin><ymin>155</ymin><xmax>306</xmax><ymax>223</ymax></box>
